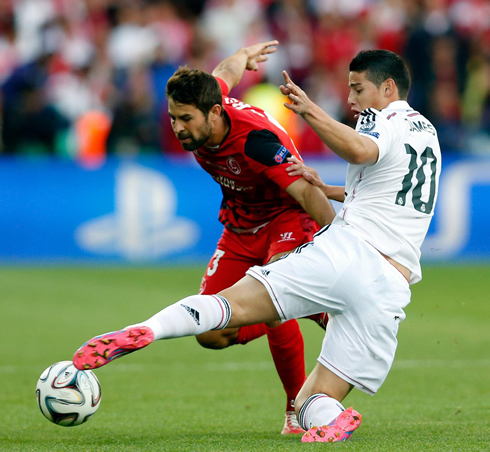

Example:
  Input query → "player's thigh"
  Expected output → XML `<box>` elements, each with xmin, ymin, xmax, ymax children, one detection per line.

<box><xmin>220</xmin><ymin>275</ymin><xmax>282</xmax><ymax>327</ymax></box>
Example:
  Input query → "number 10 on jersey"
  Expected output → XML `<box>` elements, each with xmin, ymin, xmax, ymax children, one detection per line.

<box><xmin>396</xmin><ymin>144</ymin><xmax>438</xmax><ymax>214</ymax></box>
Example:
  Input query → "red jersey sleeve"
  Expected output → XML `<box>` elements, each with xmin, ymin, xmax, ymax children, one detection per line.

<box><xmin>264</xmin><ymin>163</ymin><xmax>302</xmax><ymax>191</ymax></box>
<box><xmin>215</xmin><ymin>77</ymin><xmax>230</xmax><ymax>97</ymax></box>
<box><xmin>243</xmin><ymin>129</ymin><xmax>302</xmax><ymax>191</ymax></box>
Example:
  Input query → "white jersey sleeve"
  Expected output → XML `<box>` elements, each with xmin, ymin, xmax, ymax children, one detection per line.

<box><xmin>332</xmin><ymin>101</ymin><xmax>442</xmax><ymax>284</ymax></box>
<box><xmin>356</xmin><ymin>108</ymin><xmax>395</xmax><ymax>163</ymax></box>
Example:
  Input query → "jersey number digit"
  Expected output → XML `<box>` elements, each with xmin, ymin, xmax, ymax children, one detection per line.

<box><xmin>207</xmin><ymin>249</ymin><xmax>225</xmax><ymax>276</ymax></box>
<box><xmin>396</xmin><ymin>144</ymin><xmax>437</xmax><ymax>214</ymax></box>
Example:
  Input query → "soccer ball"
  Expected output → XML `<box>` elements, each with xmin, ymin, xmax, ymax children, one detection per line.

<box><xmin>36</xmin><ymin>361</ymin><xmax>101</xmax><ymax>427</ymax></box>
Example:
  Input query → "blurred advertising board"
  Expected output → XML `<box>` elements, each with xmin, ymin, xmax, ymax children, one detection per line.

<box><xmin>0</xmin><ymin>154</ymin><xmax>489</xmax><ymax>264</ymax></box>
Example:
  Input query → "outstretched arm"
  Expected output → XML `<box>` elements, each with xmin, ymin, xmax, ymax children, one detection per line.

<box><xmin>280</xmin><ymin>71</ymin><xmax>379</xmax><ymax>166</ymax></box>
<box><xmin>286</xmin><ymin>156</ymin><xmax>346</xmax><ymax>203</ymax></box>
<box><xmin>212</xmin><ymin>40</ymin><xmax>279</xmax><ymax>92</ymax></box>
<box><xmin>285</xmin><ymin>177</ymin><xmax>337</xmax><ymax>227</ymax></box>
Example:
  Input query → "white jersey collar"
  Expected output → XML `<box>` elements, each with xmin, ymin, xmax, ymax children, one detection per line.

<box><xmin>382</xmin><ymin>100</ymin><xmax>411</xmax><ymax>112</ymax></box>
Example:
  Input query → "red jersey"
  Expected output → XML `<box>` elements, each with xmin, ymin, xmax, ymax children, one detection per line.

<box><xmin>192</xmin><ymin>77</ymin><xmax>304</xmax><ymax>230</ymax></box>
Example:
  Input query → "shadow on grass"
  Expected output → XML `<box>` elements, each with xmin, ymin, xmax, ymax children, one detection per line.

<box><xmin>3</xmin><ymin>430</ymin><xmax>308</xmax><ymax>452</ymax></box>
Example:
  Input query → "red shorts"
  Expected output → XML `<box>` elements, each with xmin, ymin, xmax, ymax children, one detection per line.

<box><xmin>200</xmin><ymin>209</ymin><xmax>319</xmax><ymax>294</ymax></box>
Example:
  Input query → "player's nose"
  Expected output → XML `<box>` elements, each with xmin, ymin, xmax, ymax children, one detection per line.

<box><xmin>173</xmin><ymin>121</ymin><xmax>185</xmax><ymax>134</ymax></box>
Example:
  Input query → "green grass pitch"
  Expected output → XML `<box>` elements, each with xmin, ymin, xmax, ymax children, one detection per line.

<box><xmin>1</xmin><ymin>265</ymin><xmax>489</xmax><ymax>451</ymax></box>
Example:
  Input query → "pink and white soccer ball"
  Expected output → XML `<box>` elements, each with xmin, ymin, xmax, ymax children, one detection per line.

<box><xmin>36</xmin><ymin>361</ymin><xmax>101</xmax><ymax>427</ymax></box>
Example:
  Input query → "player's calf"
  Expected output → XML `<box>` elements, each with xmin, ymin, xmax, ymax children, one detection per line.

<box><xmin>195</xmin><ymin>328</ymin><xmax>239</xmax><ymax>349</ymax></box>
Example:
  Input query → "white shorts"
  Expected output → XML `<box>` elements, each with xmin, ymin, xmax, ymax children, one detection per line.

<box><xmin>246</xmin><ymin>224</ymin><xmax>411</xmax><ymax>395</ymax></box>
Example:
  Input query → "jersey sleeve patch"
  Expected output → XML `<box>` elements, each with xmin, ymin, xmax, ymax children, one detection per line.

<box><xmin>359</xmin><ymin>108</ymin><xmax>377</xmax><ymax>130</ymax></box>
<box><xmin>358</xmin><ymin>109</ymin><xmax>381</xmax><ymax>139</ymax></box>
<box><xmin>356</xmin><ymin>108</ymin><xmax>394</xmax><ymax>163</ymax></box>
<box><xmin>244</xmin><ymin>129</ymin><xmax>292</xmax><ymax>167</ymax></box>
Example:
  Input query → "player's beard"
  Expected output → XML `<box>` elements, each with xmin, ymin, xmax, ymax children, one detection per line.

<box><xmin>178</xmin><ymin>118</ymin><xmax>212</xmax><ymax>151</ymax></box>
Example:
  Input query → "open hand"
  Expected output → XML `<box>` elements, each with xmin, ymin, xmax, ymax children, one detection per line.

<box><xmin>243</xmin><ymin>40</ymin><xmax>279</xmax><ymax>71</ymax></box>
<box><xmin>280</xmin><ymin>71</ymin><xmax>311</xmax><ymax>116</ymax></box>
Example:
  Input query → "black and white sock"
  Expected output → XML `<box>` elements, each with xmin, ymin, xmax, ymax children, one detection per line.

<box><xmin>298</xmin><ymin>393</ymin><xmax>345</xmax><ymax>430</ymax></box>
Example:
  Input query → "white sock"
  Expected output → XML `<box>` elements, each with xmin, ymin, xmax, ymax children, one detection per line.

<box><xmin>298</xmin><ymin>393</ymin><xmax>345</xmax><ymax>430</ymax></box>
<box><xmin>132</xmin><ymin>294</ymin><xmax>231</xmax><ymax>340</ymax></box>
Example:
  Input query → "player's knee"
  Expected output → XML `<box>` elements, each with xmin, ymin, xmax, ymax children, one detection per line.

<box><xmin>195</xmin><ymin>330</ymin><xmax>235</xmax><ymax>349</ymax></box>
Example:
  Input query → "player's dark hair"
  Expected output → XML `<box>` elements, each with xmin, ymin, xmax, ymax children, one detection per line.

<box><xmin>350</xmin><ymin>50</ymin><xmax>411</xmax><ymax>99</ymax></box>
<box><xmin>166</xmin><ymin>66</ymin><xmax>223</xmax><ymax>116</ymax></box>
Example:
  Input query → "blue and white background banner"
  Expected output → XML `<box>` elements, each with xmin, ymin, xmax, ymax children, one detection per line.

<box><xmin>0</xmin><ymin>155</ymin><xmax>489</xmax><ymax>264</ymax></box>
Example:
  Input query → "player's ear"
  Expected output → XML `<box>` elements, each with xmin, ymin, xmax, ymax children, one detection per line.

<box><xmin>209</xmin><ymin>104</ymin><xmax>222</xmax><ymax>122</ymax></box>
<box><xmin>383</xmin><ymin>79</ymin><xmax>396</xmax><ymax>98</ymax></box>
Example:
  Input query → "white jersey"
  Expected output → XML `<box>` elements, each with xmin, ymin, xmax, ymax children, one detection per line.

<box><xmin>332</xmin><ymin>100</ymin><xmax>442</xmax><ymax>284</ymax></box>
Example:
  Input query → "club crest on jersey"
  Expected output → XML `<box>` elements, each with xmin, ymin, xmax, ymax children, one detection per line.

<box><xmin>226</xmin><ymin>156</ymin><xmax>241</xmax><ymax>175</ymax></box>
<box><xmin>360</xmin><ymin>121</ymin><xmax>376</xmax><ymax>132</ymax></box>
<box><xmin>274</xmin><ymin>145</ymin><xmax>289</xmax><ymax>164</ymax></box>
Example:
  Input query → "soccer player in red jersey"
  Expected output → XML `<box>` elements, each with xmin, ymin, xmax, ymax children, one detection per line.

<box><xmin>164</xmin><ymin>41</ymin><xmax>335</xmax><ymax>434</ymax></box>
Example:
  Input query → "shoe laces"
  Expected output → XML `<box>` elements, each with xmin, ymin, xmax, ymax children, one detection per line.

<box><xmin>285</xmin><ymin>411</ymin><xmax>302</xmax><ymax>429</ymax></box>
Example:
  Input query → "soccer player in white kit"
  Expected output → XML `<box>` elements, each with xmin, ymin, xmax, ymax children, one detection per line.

<box><xmin>73</xmin><ymin>49</ymin><xmax>441</xmax><ymax>443</ymax></box>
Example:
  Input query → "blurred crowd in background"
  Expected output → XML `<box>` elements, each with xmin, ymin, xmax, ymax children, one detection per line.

<box><xmin>0</xmin><ymin>0</ymin><xmax>489</xmax><ymax>163</ymax></box>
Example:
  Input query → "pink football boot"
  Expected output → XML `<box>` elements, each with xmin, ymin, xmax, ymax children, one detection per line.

<box><xmin>301</xmin><ymin>407</ymin><xmax>362</xmax><ymax>443</ymax></box>
<box><xmin>73</xmin><ymin>327</ymin><xmax>154</xmax><ymax>370</ymax></box>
